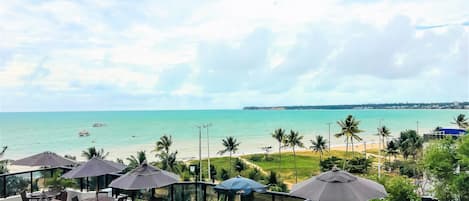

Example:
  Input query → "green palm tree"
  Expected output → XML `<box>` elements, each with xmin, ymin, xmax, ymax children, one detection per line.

<box><xmin>398</xmin><ymin>130</ymin><xmax>423</xmax><ymax>160</ymax></box>
<box><xmin>271</xmin><ymin>128</ymin><xmax>286</xmax><ymax>171</ymax></box>
<box><xmin>335</xmin><ymin>115</ymin><xmax>363</xmax><ymax>158</ymax></box>
<box><xmin>310</xmin><ymin>135</ymin><xmax>328</xmax><ymax>161</ymax></box>
<box><xmin>285</xmin><ymin>130</ymin><xmax>304</xmax><ymax>183</ymax></box>
<box><xmin>81</xmin><ymin>147</ymin><xmax>108</xmax><ymax>160</ymax></box>
<box><xmin>452</xmin><ymin>114</ymin><xmax>469</xmax><ymax>129</ymax></box>
<box><xmin>158</xmin><ymin>151</ymin><xmax>179</xmax><ymax>173</ymax></box>
<box><xmin>385</xmin><ymin>140</ymin><xmax>399</xmax><ymax>162</ymax></box>
<box><xmin>154</xmin><ymin>134</ymin><xmax>173</xmax><ymax>153</ymax></box>
<box><xmin>377</xmin><ymin>126</ymin><xmax>392</xmax><ymax>149</ymax></box>
<box><xmin>218</xmin><ymin>136</ymin><xmax>240</xmax><ymax>175</ymax></box>
<box><xmin>154</xmin><ymin>134</ymin><xmax>173</xmax><ymax>168</ymax></box>
<box><xmin>126</xmin><ymin>151</ymin><xmax>147</xmax><ymax>170</ymax></box>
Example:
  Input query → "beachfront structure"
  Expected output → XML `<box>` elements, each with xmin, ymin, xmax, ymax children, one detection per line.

<box><xmin>423</xmin><ymin>128</ymin><xmax>467</xmax><ymax>141</ymax></box>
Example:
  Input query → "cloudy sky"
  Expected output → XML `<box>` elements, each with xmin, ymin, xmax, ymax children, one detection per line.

<box><xmin>0</xmin><ymin>0</ymin><xmax>468</xmax><ymax>112</ymax></box>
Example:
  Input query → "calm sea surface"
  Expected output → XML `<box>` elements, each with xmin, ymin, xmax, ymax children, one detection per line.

<box><xmin>0</xmin><ymin>109</ymin><xmax>467</xmax><ymax>159</ymax></box>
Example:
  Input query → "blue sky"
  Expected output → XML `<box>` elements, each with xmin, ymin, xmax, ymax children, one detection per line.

<box><xmin>0</xmin><ymin>0</ymin><xmax>468</xmax><ymax>112</ymax></box>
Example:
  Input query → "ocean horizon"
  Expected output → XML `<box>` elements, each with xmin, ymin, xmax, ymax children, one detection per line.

<box><xmin>1</xmin><ymin>109</ymin><xmax>467</xmax><ymax>161</ymax></box>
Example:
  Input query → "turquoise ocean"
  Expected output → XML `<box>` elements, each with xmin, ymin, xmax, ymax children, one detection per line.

<box><xmin>0</xmin><ymin>109</ymin><xmax>467</xmax><ymax>160</ymax></box>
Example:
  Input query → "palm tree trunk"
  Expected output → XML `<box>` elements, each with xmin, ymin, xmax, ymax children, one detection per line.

<box><xmin>343</xmin><ymin>137</ymin><xmax>349</xmax><ymax>169</ymax></box>
<box><xmin>351</xmin><ymin>139</ymin><xmax>354</xmax><ymax>158</ymax></box>
<box><xmin>293</xmin><ymin>146</ymin><xmax>298</xmax><ymax>183</ymax></box>
<box><xmin>346</xmin><ymin>137</ymin><xmax>349</xmax><ymax>157</ymax></box>
<box><xmin>279</xmin><ymin>142</ymin><xmax>282</xmax><ymax>171</ymax></box>
<box><xmin>229</xmin><ymin>152</ymin><xmax>232</xmax><ymax>175</ymax></box>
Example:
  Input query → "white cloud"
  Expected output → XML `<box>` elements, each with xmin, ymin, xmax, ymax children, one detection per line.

<box><xmin>0</xmin><ymin>0</ymin><xmax>467</xmax><ymax>111</ymax></box>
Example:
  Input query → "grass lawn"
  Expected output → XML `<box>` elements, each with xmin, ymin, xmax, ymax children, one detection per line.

<box><xmin>243</xmin><ymin>150</ymin><xmax>361</xmax><ymax>184</ymax></box>
<box><xmin>188</xmin><ymin>150</ymin><xmax>377</xmax><ymax>184</ymax></box>
<box><xmin>188</xmin><ymin>156</ymin><xmax>246</xmax><ymax>180</ymax></box>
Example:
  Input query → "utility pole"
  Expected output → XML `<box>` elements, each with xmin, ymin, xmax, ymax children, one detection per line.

<box><xmin>327</xmin><ymin>122</ymin><xmax>332</xmax><ymax>152</ymax></box>
<box><xmin>197</xmin><ymin>125</ymin><xmax>202</xmax><ymax>182</ymax></box>
<box><xmin>204</xmin><ymin>123</ymin><xmax>212</xmax><ymax>182</ymax></box>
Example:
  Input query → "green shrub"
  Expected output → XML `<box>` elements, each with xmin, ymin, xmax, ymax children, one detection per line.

<box><xmin>234</xmin><ymin>158</ymin><xmax>247</xmax><ymax>174</ymax></box>
<box><xmin>346</xmin><ymin>157</ymin><xmax>372</xmax><ymax>173</ymax></box>
<box><xmin>384</xmin><ymin>176</ymin><xmax>419</xmax><ymax>201</ymax></box>
<box><xmin>220</xmin><ymin>168</ymin><xmax>230</xmax><ymax>180</ymax></box>
<box><xmin>247</xmin><ymin>168</ymin><xmax>264</xmax><ymax>181</ymax></box>
<box><xmin>248</xmin><ymin>154</ymin><xmax>264</xmax><ymax>162</ymax></box>
<box><xmin>397</xmin><ymin>160</ymin><xmax>422</xmax><ymax>178</ymax></box>
<box><xmin>319</xmin><ymin>156</ymin><xmax>343</xmax><ymax>171</ymax></box>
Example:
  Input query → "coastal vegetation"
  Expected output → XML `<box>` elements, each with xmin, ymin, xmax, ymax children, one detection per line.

<box><xmin>3</xmin><ymin>113</ymin><xmax>468</xmax><ymax>200</ymax></box>
<box><xmin>81</xmin><ymin>146</ymin><xmax>109</xmax><ymax>160</ymax></box>
<box><xmin>335</xmin><ymin>115</ymin><xmax>363</xmax><ymax>158</ymax></box>
<box><xmin>452</xmin><ymin>113</ymin><xmax>469</xmax><ymax>129</ymax></box>
<box><xmin>244</xmin><ymin>101</ymin><xmax>469</xmax><ymax>110</ymax></box>
<box><xmin>217</xmin><ymin>136</ymin><xmax>240</xmax><ymax>175</ymax></box>
<box><xmin>284</xmin><ymin>130</ymin><xmax>304</xmax><ymax>183</ymax></box>
<box><xmin>125</xmin><ymin>151</ymin><xmax>147</xmax><ymax>171</ymax></box>
<box><xmin>271</xmin><ymin>128</ymin><xmax>286</xmax><ymax>171</ymax></box>
<box><xmin>309</xmin><ymin>135</ymin><xmax>327</xmax><ymax>161</ymax></box>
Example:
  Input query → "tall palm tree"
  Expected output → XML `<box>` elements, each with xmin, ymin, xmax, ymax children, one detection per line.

<box><xmin>154</xmin><ymin>134</ymin><xmax>173</xmax><ymax>168</ymax></box>
<box><xmin>377</xmin><ymin>126</ymin><xmax>392</xmax><ymax>149</ymax></box>
<box><xmin>154</xmin><ymin>134</ymin><xmax>173</xmax><ymax>153</ymax></box>
<box><xmin>398</xmin><ymin>130</ymin><xmax>423</xmax><ymax>160</ymax></box>
<box><xmin>126</xmin><ymin>151</ymin><xmax>147</xmax><ymax>170</ymax></box>
<box><xmin>218</xmin><ymin>136</ymin><xmax>240</xmax><ymax>174</ymax></box>
<box><xmin>310</xmin><ymin>135</ymin><xmax>328</xmax><ymax>161</ymax></box>
<box><xmin>385</xmin><ymin>140</ymin><xmax>399</xmax><ymax>162</ymax></box>
<box><xmin>452</xmin><ymin>114</ymin><xmax>469</xmax><ymax>129</ymax></box>
<box><xmin>285</xmin><ymin>130</ymin><xmax>304</xmax><ymax>183</ymax></box>
<box><xmin>81</xmin><ymin>147</ymin><xmax>108</xmax><ymax>160</ymax></box>
<box><xmin>271</xmin><ymin>128</ymin><xmax>286</xmax><ymax>171</ymax></box>
<box><xmin>335</xmin><ymin>115</ymin><xmax>363</xmax><ymax>158</ymax></box>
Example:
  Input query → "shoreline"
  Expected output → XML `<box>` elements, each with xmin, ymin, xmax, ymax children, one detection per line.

<box><xmin>6</xmin><ymin>142</ymin><xmax>380</xmax><ymax>173</ymax></box>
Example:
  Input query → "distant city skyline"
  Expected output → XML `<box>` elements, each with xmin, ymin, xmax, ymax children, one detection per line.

<box><xmin>0</xmin><ymin>0</ymin><xmax>468</xmax><ymax>112</ymax></box>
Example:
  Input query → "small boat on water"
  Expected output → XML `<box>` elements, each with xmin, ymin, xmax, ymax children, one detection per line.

<box><xmin>92</xmin><ymin>123</ymin><xmax>106</xmax><ymax>127</ymax></box>
<box><xmin>79</xmin><ymin>130</ymin><xmax>90</xmax><ymax>137</ymax></box>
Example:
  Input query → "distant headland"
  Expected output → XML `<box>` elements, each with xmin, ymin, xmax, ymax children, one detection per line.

<box><xmin>243</xmin><ymin>101</ymin><xmax>469</xmax><ymax>110</ymax></box>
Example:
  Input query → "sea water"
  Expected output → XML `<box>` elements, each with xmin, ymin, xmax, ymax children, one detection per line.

<box><xmin>0</xmin><ymin>109</ymin><xmax>467</xmax><ymax>160</ymax></box>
